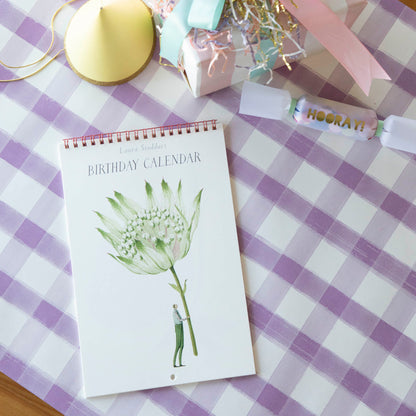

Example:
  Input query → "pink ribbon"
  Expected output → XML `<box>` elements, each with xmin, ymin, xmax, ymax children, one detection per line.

<box><xmin>280</xmin><ymin>0</ymin><xmax>390</xmax><ymax>95</ymax></box>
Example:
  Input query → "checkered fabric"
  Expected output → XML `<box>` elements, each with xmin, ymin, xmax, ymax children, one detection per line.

<box><xmin>1</xmin><ymin>0</ymin><xmax>416</xmax><ymax>415</ymax></box>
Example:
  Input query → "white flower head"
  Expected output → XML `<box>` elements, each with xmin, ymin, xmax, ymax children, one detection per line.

<box><xmin>96</xmin><ymin>180</ymin><xmax>203</xmax><ymax>275</ymax></box>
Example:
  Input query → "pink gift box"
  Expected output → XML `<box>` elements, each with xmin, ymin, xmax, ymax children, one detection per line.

<box><xmin>150</xmin><ymin>0</ymin><xmax>367</xmax><ymax>97</ymax></box>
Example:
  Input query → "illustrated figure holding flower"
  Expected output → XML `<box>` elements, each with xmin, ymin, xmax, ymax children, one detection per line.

<box><xmin>96</xmin><ymin>180</ymin><xmax>202</xmax><ymax>359</ymax></box>
<box><xmin>172</xmin><ymin>304</ymin><xmax>189</xmax><ymax>367</ymax></box>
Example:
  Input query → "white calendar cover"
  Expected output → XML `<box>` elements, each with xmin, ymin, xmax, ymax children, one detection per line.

<box><xmin>58</xmin><ymin>122</ymin><xmax>255</xmax><ymax>397</ymax></box>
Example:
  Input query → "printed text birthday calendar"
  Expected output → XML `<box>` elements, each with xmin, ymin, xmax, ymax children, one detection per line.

<box><xmin>58</xmin><ymin>122</ymin><xmax>255</xmax><ymax>397</ymax></box>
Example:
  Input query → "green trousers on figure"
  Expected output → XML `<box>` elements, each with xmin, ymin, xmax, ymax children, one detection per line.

<box><xmin>173</xmin><ymin>323</ymin><xmax>184</xmax><ymax>367</ymax></box>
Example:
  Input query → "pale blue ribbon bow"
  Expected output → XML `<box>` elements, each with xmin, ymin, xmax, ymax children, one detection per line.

<box><xmin>159</xmin><ymin>0</ymin><xmax>226</xmax><ymax>66</ymax></box>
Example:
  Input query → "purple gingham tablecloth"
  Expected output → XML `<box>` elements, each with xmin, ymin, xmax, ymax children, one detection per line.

<box><xmin>1</xmin><ymin>0</ymin><xmax>416</xmax><ymax>415</ymax></box>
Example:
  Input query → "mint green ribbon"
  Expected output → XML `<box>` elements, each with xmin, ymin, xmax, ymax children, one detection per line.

<box><xmin>160</xmin><ymin>0</ymin><xmax>193</xmax><ymax>66</ymax></box>
<box><xmin>160</xmin><ymin>0</ymin><xmax>226</xmax><ymax>66</ymax></box>
<box><xmin>188</xmin><ymin>0</ymin><xmax>226</xmax><ymax>30</ymax></box>
<box><xmin>249</xmin><ymin>39</ymin><xmax>280</xmax><ymax>79</ymax></box>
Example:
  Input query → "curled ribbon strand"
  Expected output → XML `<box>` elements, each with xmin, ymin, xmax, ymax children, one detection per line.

<box><xmin>159</xmin><ymin>0</ymin><xmax>302</xmax><ymax>71</ymax></box>
<box><xmin>0</xmin><ymin>0</ymin><xmax>79</xmax><ymax>82</ymax></box>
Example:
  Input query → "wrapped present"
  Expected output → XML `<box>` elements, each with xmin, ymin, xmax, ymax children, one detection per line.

<box><xmin>147</xmin><ymin>0</ymin><xmax>366</xmax><ymax>97</ymax></box>
<box><xmin>182</xmin><ymin>0</ymin><xmax>367</xmax><ymax>97</ymax></box>
<box><xmin>147</xmin><ymin>0</ymin><xmax>389</xmax><ymax>97</ymax></box>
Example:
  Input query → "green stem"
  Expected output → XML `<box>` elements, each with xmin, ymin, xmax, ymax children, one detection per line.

<box><xmin>170</xmin><ymin>265</ymin><xmax>198</xmax><ymax>356</ymax></box>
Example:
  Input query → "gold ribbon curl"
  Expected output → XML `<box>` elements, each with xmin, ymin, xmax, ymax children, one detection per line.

<box><xmin>0</xmin><ymin>0</ymin><xmax>79</xmax><ymax>82</ymax></box>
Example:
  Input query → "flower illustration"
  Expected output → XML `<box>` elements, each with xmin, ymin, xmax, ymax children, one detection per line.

<box><xmin>95</xmin><ymin>180</ymin><xmax>202</xmax><ymax>356</ymax></box>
